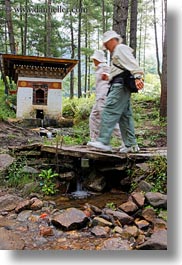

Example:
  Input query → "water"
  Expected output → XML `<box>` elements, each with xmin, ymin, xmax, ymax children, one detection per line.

<box><xmin>41</xmin><ymin>119</ymin><xmax>44</xmax><ymax>128</ymax></box>
<box><xmin>54</xmin><ymin>191</ymin><xmax>128</xmax><ymax>210</ymax></box>
<box><xmin>70</xmin><ymin>178</ymin><xmax>90</xmax><ymax>199</ymax></box>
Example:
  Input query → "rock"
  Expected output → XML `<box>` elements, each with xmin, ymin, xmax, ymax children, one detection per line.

<box><xmin>121</xmin><ymin>225</ymin><xmax>139</xmax><ymax>239</ymax></box>
<box><xmin>0</xmin><ymin>194</ymin><xmax>22</xmax><ymax>212</ymax></box>
<box><xmin>92</xmin><ymin>217</ymin><xmax>113</xmax><ymax>227</ymax></box>
<box><xmin>104</xmin><ymin>209</ymin><xmax>134</xmax><ymax>225</ymax></box>
<box><xmin>118</xmin><ymin>201</ymin><xmax>138</xmax><ymax>214</ymax></box>
<box><xmin>145</xmin><ymin>192</ymin><xmax>167</xmax><ymax>208</ymax></box>
<box><xmin>101</xmin><ymin>238</ymin><xmax>130</xmax><ymax>250</ymax></box>
<box><xmin>134</xmin><ymin>218</ymin><xmax>150</xmax><ymax>230</ymax></box>
<box><xmin>51</xmin><ymin>208</ymin><xmax>88</xmax><ymax>231</ymax></box>
<box><xmin>131</xmin><ymin>192</ymin><xmax>145</xmax><ymax>208</ymax></box>
<box><xmin>83</xmin><ymin>171</ymin><xmax>106</xmax><ymax>192</ymax></box>
<box><xmin>59</xmin><ymin>171</ymin><xmax>75</xmax><ymax>181</ymax></box>
<box><xmin>86</xmin><ymin>203</ymin><xmax>102</xmax><ymax>215</ymax></box>
<box><xmin>138</xmin><ymin>180</ymin><xmax>153</xmax><ymax>192</ymax></box>
<box><xmin>0</xmin><ymin>227</ymin><xmax>25</xmax><ymax>249</ymax></box>
<box><xmin>22</xmin><ymin>166</ymin><xmax>39</xmax><ymax>174</ymax></box>
<box><xmin>120</xmin><ymin>176</ymin><xmax>131</xmax><ymax>186</ymax></box>
<box><xmin>0</xmin><ymin>216</ymin><xmax>17</xmax><ymax>228</ymax></box>
<box><xmin>153</xmin><ymin>218</ymin><xmax>167</xmax><ymax>232</ymax></box>
<box><xmin>136</xmin><ymin>163</ymin><xmax>150</xmax><ymax>172</ymax></box>
<box><xmin>91</xmin><ymin>226</ymin><xmax>109</xmax><ymax>237</ymax></box>
<box><xmin>15</xmin><ymin>199</ymin><xmax>31</xmax><ymax>213</ymax></box>
<box><xmin>136</xmin><ymin>234</ymin><xmax>145</xmax><ymax>245</ymax></box>
<box><xmin>0</xmin><ymin>154</ymin><xmax>15</xmax><ymax>174</ymax></box>
<box><xmin>142</xmin><ymin>208</ymin><xmax>157</xmax><ymax>222</ymax></box>
<box><xmin>113</xmin><ymin>226</ymin><xmax>123</xmax><ymax>234</ymax></box>
<box><xmin>137</xmin><ymin>230</ymin><xmax>167</xmax><ymax>250</ymax></box>
<box><xmin>21</xmin><ymin>182</ymin><xmax>40</xmax><ymax>197</ymax></box>
<box><xmin>39</xmin><ymin>225</ymin><xmax>54</xmax><ymax>237</ymax></box>
<box><xmin>17</xmin><ymin>210</ymin><xmax>32</xmax><ymax>222</ymax></box>
<box><xmin>30</xmin><ymin>198</ymin><xmax>43</xmax><ymax>210</ymax></box>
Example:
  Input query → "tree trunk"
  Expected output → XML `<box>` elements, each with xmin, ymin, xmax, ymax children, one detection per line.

<box><xmin>153</xmin><ymin>0</ymin><xmax>162</xmax><ymax>80</ymax></box>
<box><xmin>46</xmin><ymin>0</ymin><xmax>52</xmax><ymax>57</ymax></box>
<box><xmin>70</xmin><ymin>12</ymin><xmax>75</xmax><ymax>99</ymax></box>
<box><xmin>143</xmin><ymin>3</ymin><xmax>148</xmax><ymax>72</ymax></box>
<box><xmin>77</xmin><ymin>0</ymin><xmax>82</xmax><ymax>98</ymax></box>
<box><xmin>102</xmin><ymin>0</ymin><xmax>106</xmax><ymax>33</ymax></box>
<box><xmin>129</xmin><ymin>0</ymin><xmax>138</xmax><ymax>57</ymax></box>
<box><xmin>20</xmin><ymin>0</ymin><xmax>28</xmax><ymax>55</ymax></box>
<box><xmin>23</xmin><ymin>0</ymin><xmax>28</xmax><ymax>55</ymax></box>
<box><xmin>138</xmin><ymin>9</ymin><xmax>142</xmax><ymax>65</ymax></box>
<box><xmin>84</xmin><ymin>26</ymin><xmax>88</xmax><ymax>97</ymax></box>
<box><xmin>160</xmin><ymin>0</ymin><xmax>167</xmax><ymax>118</ymax></box>
<box><xmin>5</xmin><ymin>0</ymin><xmax>16</xmax><ymax>54</ymax></box>
<box><xmin>20</xmin><ymin>3</ymin><xmax>24</xmax><ymax>54</ymax></box>
<box><xmin>113</xmin><ymin>0</ymin><xmax>129</xmax><ymax>43</ymax></box>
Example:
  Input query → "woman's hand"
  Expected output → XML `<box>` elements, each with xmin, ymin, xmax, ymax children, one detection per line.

<box><xmin>101</xmin><ymin>73</ymin><xmax>109</xmax><ymax>81</ymax></box>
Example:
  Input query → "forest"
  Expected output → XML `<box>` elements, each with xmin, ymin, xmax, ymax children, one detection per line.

<box><xmin>0</xmin><ymin>0</ymin><xmax>167</xmax><ymax>117</ymax></box>
<box><xmin>0</xmin><ymin>0</ymin><xmax>167</xmax><ymax>251</ymax></box>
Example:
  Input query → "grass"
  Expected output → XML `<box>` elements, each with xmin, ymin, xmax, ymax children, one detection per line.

<box><xmin>61</xmin><ymin>92</ymin><xmax>166</xmax><ymax>148</ymax></box>
<box><xmin>0</xmin><ymin>76</ymin><xmax>167</xmax><ymax>148</ymax></box>
<box><xmin>0</xmin><ymin>80</ymin><xmax>16</xmax><ymax>120</ymax></box>
<box><xmin>128</xmin><ymin>155</ymin><xmax>167</xmax><ymax>194</ymax></box>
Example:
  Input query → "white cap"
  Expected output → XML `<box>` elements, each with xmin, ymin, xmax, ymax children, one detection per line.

<box><xmin>90</xmin><ymin>50</ymin><xmax>107</xmax><ymax>63</ymax></box>
<box><xmin>103</xmin><ymin>30</ymin><xmax>123</xmax><ymax>45</ymax></box>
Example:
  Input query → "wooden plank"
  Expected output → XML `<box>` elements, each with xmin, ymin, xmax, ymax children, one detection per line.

<box><xmin>41</xmin><ymin>145</ymin><xmax>125</xmax><ymax>161</ymax></box>
<box><xmin>41</xmin><ymin>145</ymin><xmax>167</xmax><ymax>161</ymax></box>
<box><xmin>8</xmin><ymin>143</ymin><xmax>167</xmax><ymax>162</ymax></box>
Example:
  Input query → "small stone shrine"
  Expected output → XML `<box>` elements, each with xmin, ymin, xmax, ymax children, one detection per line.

<box><xmin>0</xmin><ymin>54</ymin><xmax>78</xmax><ymax>120</ymax></box>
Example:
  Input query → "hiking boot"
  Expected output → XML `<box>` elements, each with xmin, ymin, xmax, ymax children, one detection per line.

<box><xmin>87</xmin><ymin>141</ymin><xmax>112</xmax><ymax>151</ymax></box>
<box><xmin>119</xmin><ymin>145</ymin><xmax>140</xmax><ymax>153</ymax></box>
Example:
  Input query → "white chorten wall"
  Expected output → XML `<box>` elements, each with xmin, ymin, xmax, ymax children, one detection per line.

<box><xmin>16</xmin><ymin>77</ymin><xmax>62</xmax><ymax>119</ymax></box>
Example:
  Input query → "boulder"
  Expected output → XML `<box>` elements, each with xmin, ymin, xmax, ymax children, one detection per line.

<box><xmin>145</xmin><ymin>192</ymin><xmax>167</xmax><ymax>208</ymax></box>
<box><xmin>83</xmin><ymin>170</ymin><xmax>106</xmax><ymax>192</ymax></box>
<box><xmin>131</xmin><ymin>192</ymin><xmax>145</xmax><ymax>208</ymax></box>
<box><xmin>119</xmin><ymin>201</ymin><xmax>138</xmax><ymax>214</ymax></box>
<box><xmin>104</xmin><ymin>209</ymin><xmax>134</xmax><ymax>225</ymax></box>
<box><xmin>51</xmin><ymin>207</ymin><xmax>88</xmax><ymax>231</ymax></box>
<box><xmin>101</xmin><ymin>238</ymin><xmax>130</xmax><ymax>250</ymax></box>
<box><xmin>91</xmin><ymin>226</ymin><xmax>109</xmax><ymax>237</ymax></box>
<box><xmin>0</xmin><ymin>194</ymin><xmax>22</xmax><ymax>212</ymax></box>
<box><xmin>137</xmin><ymin>230</ymin><xmax>167</xmax><ymax>250</ymax></box>
<box><xmin>0</xmin><ymin>227</ymin><xmax>25</xmax><ymax>250</ymax></box>
<box><xmin>0</xmin><ymin>154</ymin><xmax>15</xmax><ymax>177</ymax></box>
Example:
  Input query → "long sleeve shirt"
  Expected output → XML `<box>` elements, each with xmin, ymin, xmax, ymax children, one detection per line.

<box><xmin>95</xmin><ymin>62</ymin><xmax>110</xmax><ymax>100</ymax></box>
<box><xmin>109</xmin><ymin>44</ymin><xmax>144</xmax><ymax>81</ymax></box>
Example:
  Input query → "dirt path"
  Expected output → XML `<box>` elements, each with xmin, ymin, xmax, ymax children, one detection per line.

<box><xmin>0</xmin><ymin>120</ymin><xmax>41</xmax><ymax>150</ymax></box>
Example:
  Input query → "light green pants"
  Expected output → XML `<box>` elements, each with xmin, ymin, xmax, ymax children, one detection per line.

<box><xmin>98</xmin><ymin>83</ymin><xmax>137</xmax><ymax>147</ymax></box>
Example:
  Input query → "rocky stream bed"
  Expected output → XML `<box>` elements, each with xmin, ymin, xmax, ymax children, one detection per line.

<box><xmin>0</xmin><ymin>121</ymin><xmax>167</xmax><ymax>250</ymax></box>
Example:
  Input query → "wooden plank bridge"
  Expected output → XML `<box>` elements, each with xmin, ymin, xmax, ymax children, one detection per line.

<box><xmin>9</xmin><ymin>143</ymin><xmax>167</xmax><ymax>163</ymax></box>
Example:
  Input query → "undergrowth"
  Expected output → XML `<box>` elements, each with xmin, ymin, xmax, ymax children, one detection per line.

<box><xmin>128</xmin><ymin>156</ymin><xmax>167</xmax><ymax>194</ymax></box>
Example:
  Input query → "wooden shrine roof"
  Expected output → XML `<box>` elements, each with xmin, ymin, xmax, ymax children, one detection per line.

<box><xmin>0</xmin><ymin>54</ymin><xmax>78</xmax><ymax>83</ymax></box>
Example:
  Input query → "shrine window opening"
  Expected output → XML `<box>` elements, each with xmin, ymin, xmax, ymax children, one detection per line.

<box><xmin>33</xmin><ymin>84</ymin><xmax>48</xmax><ymax>105</ymax></box>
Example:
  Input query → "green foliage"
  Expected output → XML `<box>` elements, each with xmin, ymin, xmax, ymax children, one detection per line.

<box><xmin>146</xmin><ymin>156</ymin><xmax>167</xmax><ymax>193</ymax></box>
<box><xmin>62</xmin><ymin>95</ymin><xmax>95</xmax><ymax>121</ymax></box>
<box><xmin>105</xmin><ymin>202</ymin><xmax>116</xmax><ymax>210</ymax></box>
<box><xmin>62</xmin><ymin>96</ymin><xmax>94</xmax><ymax>144</ymax></box>
<box><xmin>39</xmin><ymin>168</ymin><xmax>59</xmax><ymax>195</ymax></box>
<box><xmin>131</xmin><ymin>93</ymin><xmax>166</xmax><ymax>147</ymax></box>
<box><xmin>0</xmin><ymin>81</ymin><xmax>16</xmax><ymax>120</ymax></box>
<box><xmin>6</xmin><ymin>157</ymin><xmax>31</xmax><ymax>188</ymax></box>
<box><xmin>128</xmin><ymin>156</ymin><xmax>167</xmax><ymax>194</ymax></box>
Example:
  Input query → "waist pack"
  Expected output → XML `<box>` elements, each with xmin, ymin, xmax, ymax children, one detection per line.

<box><xmin>113</xmin><ymin>63</ymin><xmax>140</xmax><ymax>93</ymax></box>
<box><xmin>122</xmin><ymin>70</ymin><xmax>139</xmax><ymax>93</ymax></box>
